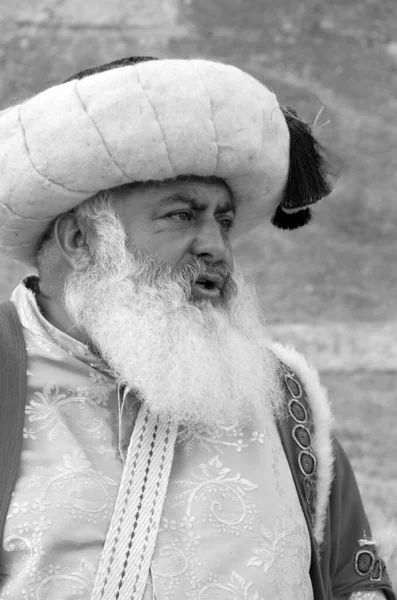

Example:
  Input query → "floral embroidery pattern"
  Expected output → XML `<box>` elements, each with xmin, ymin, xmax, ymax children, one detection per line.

<box><xmin>182</xmin><ymin>424</ymin><xmax>250</xmax><ymax>455</ymax></box>
<box><xmin>15</xmin><ymin>449</ymin><xmax>119</xmax><ymax>524</ymax></box>
<box><xmin>187</xmin><ymin>571</ymin><xmax>265</xmax><ymax>600</ymax></box>
<box><xmin>247</xmin><ymin>511</ymin><xmax>311</xmax><ymax>598</ymax></box>
<box><xmin>25</xmin><ymin>383</ymin><xmax>115</xmax><ymax>442</ymax></box>
<box><xmin>151</xmin><ymin>418</ymin><xmax>313</xmax><ymax>600</ymax></box>
<box><xmin>151</xmin><ymin>522</ymin><xmax>202</xmax><ymax>594</ymax></box>
<box><xmin>1</xmin><ymin>281</ymin><xmax>127</xmax><ymax>600</ymax></box>
<box><xmin>25</xmin><ymin>384</ymin><xmax>75</xmax><ymax>440</ymax></box>
<box><xmin>174</xmin><ymin>455</ymin><xmax>257</xmax><ymax>534</ymax></box>
<box><xmin>1</xmin><ymin>556</ymin><xmax>96</xmax><ymax>600</ymax></box>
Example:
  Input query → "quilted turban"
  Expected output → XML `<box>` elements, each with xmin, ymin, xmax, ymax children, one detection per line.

<box><xmin>0</xmin><ymin>56</ymin><xmax>331</xmax><ymax>266</ymax></box>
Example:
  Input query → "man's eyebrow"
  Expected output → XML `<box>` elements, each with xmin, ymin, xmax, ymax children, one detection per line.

<box><xmin>155</xmin><ymin>194</ymin><xmax>237</xmax><ymax>216</ymax></box>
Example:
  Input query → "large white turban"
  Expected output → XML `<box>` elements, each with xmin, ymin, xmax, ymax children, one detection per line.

<box><xmin>0</xmin><ymin>56</ymin><xmax>331</xmax><ymax>266</ymax></box>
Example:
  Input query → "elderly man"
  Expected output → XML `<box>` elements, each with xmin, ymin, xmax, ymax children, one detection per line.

<box><xmin>0</xmin><ymin>56</ymin><xmax>394</xmax><ymax>600</ymax></box>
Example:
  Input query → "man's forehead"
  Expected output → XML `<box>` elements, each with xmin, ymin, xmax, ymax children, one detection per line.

<box><xmin>113</xmin><ymin>176</ymin><xmax>235</xmax><ymax>213</ymax></box>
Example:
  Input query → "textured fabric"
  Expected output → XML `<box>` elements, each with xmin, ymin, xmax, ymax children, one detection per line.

<box><xmin>1</xmin><ymin>277</ymin><xmax>393</xmax><ymax>600</ymax></box>
<box><xmin>271</xmin><ymin>361</ymin><xmax>394</xmax><ymax>599</ymax></box>
<box><xmin>92</xmin><ymin>406</ymin><xmax>178</xmax><ymax>600</ymax></box>
<box><xmin>147</xmin><ymin>399</ymin><xmax>314</xmax><ymax>600</ymax></box>
<box><xmin>320</xmin><ymin>439</ymin><xmax>394</xmax><ymax>599</ymax></box>
<box><xmin>0</xmin><ymin>280</ymin><xmax>130</xmax><ymax>598</ymax></box>
<box><xmin>0</xmin><ymin>59</ymin><xmax>289</xmax><ymax>265</ymax></box>
<box><xmin>0</xmin><ymin>302</ymin><xmax>27</xmax><ymax>559</ymax></box>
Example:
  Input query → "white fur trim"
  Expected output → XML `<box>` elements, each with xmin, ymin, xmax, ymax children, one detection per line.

<box><xmin>271</xmin><ymin>341</ymin><xmax>335</xmax><ymax>547</ymax></box>
<box><xmin>0</xmin><ymin>59</ymin><xmax>289</xmax><ymax>265</ymax></box>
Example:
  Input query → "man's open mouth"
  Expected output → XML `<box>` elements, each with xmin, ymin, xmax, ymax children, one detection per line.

<box><xmin>195</xmin><ymin>272</ymin><xmax>224</xmax><ymax>289</ymax></box>
<box><xmin>191</xmin><ymin>272</ymin><xmax>224</xmax><ymax>299</ymax></box>
<box><xmin>195</xmin><ymin>280</ymin><xmax>217</xmax><ymax>290</ymax></box>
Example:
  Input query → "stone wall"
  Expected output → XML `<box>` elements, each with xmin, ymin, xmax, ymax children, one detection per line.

<box><xmin>1</xmin><ymin>0</ymin><xmax>397</xmax><ymax>366</ymax></box>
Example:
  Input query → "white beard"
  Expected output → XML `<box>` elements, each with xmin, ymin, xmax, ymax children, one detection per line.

<box><xmin>63</xmin><ymin>218</ymin><xmax>283</xmax><ymax>434</ymax></box>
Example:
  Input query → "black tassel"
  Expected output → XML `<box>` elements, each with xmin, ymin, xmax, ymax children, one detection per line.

<box><xmin>271</xmin><ymin>206</ymin><xmax>312</xmax><ymax>230</ymax></box>
<box><xmin>280</xmin><ymin>107</ymin><xmax>332</xmax><ymax>211</ymax></box>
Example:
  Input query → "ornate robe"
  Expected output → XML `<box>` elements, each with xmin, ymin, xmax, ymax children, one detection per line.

<box><xmin>0</xmin><ymin>277</ymin><xmax>394</xmax><ymax>599</ymax></box>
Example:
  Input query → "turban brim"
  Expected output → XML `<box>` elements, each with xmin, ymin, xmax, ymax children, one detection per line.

<box><xmin>0</xmin><ymin>59</ymin><xmax>290</xmax><ymax>266</ymax></box>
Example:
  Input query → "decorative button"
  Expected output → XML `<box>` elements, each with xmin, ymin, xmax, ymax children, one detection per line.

<box><xmin>355</xmin><ymin>550</ymin><xmax>374</xmax><ymax>576</ymax></box>
<box><xmin>285</xmin><ymin>375</ymin><xmax>302</xmax><ymax>398</ymax></box>
<box><xmin>299</xmin><ymin>451</ymin><xmax>316</xmax><ymax>476</ymax></box>
<box><xmin>288</xmin><ymin>399</ymin><xmax>307</xmax><ymax>423</ymax></box>
<box><xmin>292</xmin><ymin>425</ymin><xmax>311</xmax><ymax>449</ymax></box>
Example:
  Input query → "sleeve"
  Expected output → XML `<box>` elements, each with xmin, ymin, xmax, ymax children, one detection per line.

<box><xmin>327</xmin><ymin>437</ymin><xmax>395</xmax><ymax>599</ymax></box>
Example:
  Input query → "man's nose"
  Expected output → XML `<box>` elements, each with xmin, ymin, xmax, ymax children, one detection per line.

<box><xmin>190</xmin><ymin>218</ymin><xmax>229</xmax><ymax>262</ymax></box>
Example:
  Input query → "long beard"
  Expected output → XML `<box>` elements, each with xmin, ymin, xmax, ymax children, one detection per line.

<box><xmin>63</xmin><ymin>228</ymin><xmax>283</xmax><ymax>432</ymax></box>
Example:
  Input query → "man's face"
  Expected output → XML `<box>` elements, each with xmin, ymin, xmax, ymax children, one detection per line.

<box><xmin>110</xmin><ymin>179</ymin><xmax>235</xmax><ymax>303</ymax></box>
<box><xmin>63</xmin><ymin>177</ymin><xmax>282</xmax><ymax>433</ymax></box>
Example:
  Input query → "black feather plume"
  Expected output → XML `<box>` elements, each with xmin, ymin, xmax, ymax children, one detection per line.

<box><xmin>271</xmin><ymin>206</ymin><xmax>312</xmax><ymax>230</ymax></box>
<box><xmin>281</xmin><ymin>106</ymin><xmax>332</xmax><ymax>210</ymax></box>
<box><xmin>271</xmin><ymin>106</ymin><xmax>333</xmax><ymax>230</ymax></box>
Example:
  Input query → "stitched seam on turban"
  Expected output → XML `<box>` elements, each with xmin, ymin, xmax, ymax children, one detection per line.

<box><xmin>0</xmin><ymin>201</ymin><xmax>54</xmax><ymax>222</ymax></box>
<box><xmin>192</xmin><ymin>63</ymin><xmax>219</xmax><ymax>172</ymax></box>
<box><xmin>134</xmin><ymin>67</ymin><xmax>174</xmax><ymax>173</ymax></box>
<box><xmin>18</xmin><ymin>105</ymin><xmax>94</xmax><ymax>195</ymax></box>
<box><xmin>74</xmin><ymin>81</ymin><xmax>134</xmax><ymax>183</ymax></box>
<box><xmin>0</xmin><ymin>241</ymin><xmax>31</xmax><ymax>248</ymax></box>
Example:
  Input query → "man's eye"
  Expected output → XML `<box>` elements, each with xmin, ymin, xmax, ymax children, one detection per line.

<box><xmin>219</xmin><ymin>218</ymin><xmax>235</xmax><ymax>232</ymax></box>
<box><xmin>168</xmin><ymin>211</ymin><xmax>192</xmax><ymax>222</ymax></box>
<box><xmin>166</xmin><ymin>211</ymin><xmax>234</xmax><ymax>232</ymax></box>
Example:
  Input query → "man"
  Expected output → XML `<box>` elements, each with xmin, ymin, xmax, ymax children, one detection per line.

<box><xmin>0</xmin><ymin>56</ymin><xmax>394</xmax><ymax>599</ymax></box>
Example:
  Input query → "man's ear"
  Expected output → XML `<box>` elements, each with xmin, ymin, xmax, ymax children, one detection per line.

<box><xmin>53</xmin><ymin>212</ymin><xmax>94</xmax><ymax>269</ymax></box>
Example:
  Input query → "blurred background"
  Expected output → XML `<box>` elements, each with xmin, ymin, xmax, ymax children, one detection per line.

<box><xmin>1</xmin><ymin>0</ymin><xmax>397</xmax><ymax>584</ymax></box>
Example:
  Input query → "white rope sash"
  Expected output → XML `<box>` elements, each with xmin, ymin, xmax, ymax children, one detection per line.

<box><xmin>92</xmin><ymin>405</ymin><xmax>178</xmax><ymax>600</ymax></box>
